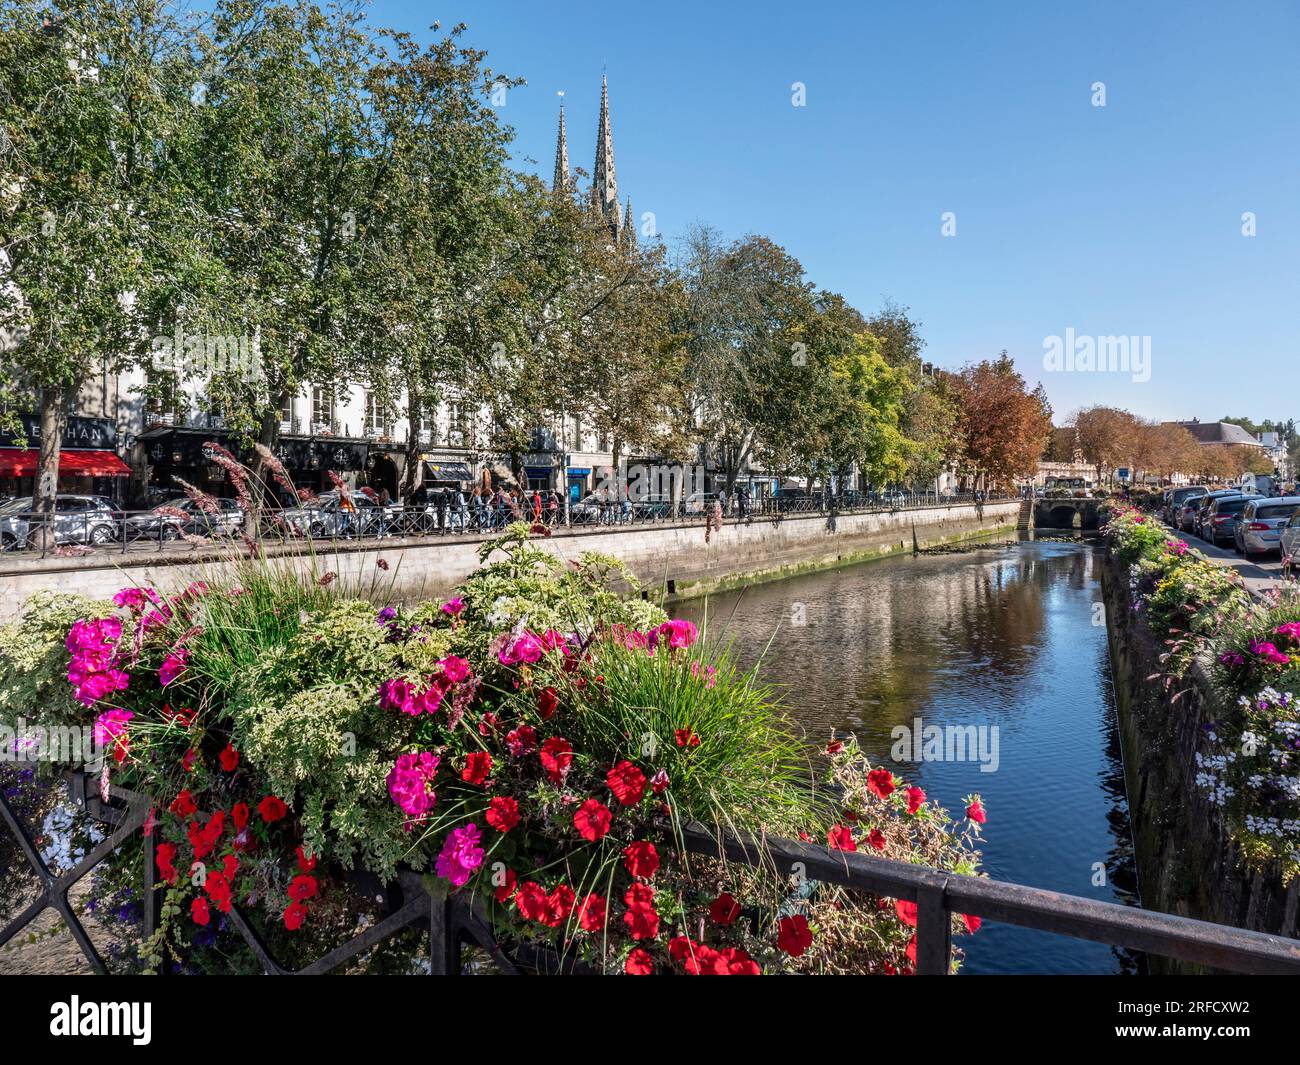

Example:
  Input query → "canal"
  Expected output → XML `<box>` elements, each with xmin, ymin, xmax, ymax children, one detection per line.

<box><xmin>674</xmin><ymin>539</ymin><xmax>1141</xmax><ymax>975</ymax></box>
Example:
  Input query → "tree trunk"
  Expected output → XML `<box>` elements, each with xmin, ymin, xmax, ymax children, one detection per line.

<box><xmin>403</xmin><ymin>383</ymin><xmax>423</xmax><ymax>500</ymax></box>
<box><xmin>31</xmin><ymin>386</ymin><xmax>66</xmax><ymax>551</ymax></box>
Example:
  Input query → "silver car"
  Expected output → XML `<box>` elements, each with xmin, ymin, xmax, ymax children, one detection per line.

<box><xmin>124</xmin><ymin>497</ymin><xmax>246</xmax><ymax>541</ymax></box>
<box><xmin>1235</xmin><ymin>497</ymin><xmax>1300</xmax><ymax>560</ymax></box>
<box><xmin>279</xmin><ymin>491</ymin><xmax>386</xmax><ymax>538</ymax></box>
<box><xmin>0</xmin><ymin>494</ymin><xmax>123</xmax><ymax>550</ymax></box>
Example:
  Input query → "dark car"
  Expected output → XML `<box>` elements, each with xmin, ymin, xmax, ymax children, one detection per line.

<box><xmin>1202</xmin><ymin>494</ymin><xmax>1253</xmax><ymax>546</ymax></box>
<box><xmin>1163</xmin><ymin>485</ymin><xmax>1206</xmax><ymax>524</ymax></box>
<box><xmin>1190</xmin><ymin>490</ymin><xmax>1246</xmax><ymax>539</ymax></box>
<box><xmin>124</xmin><ymin>497</ymin><xmax>246</xmax><ymax>541</ymax></box>
<box><xmin>0</xmin><ymin>494</ymin><xmax>123</xmax><ymax>550</ymax></box>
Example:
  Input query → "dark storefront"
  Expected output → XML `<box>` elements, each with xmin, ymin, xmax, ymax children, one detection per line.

<box><xmin>0</xmin><ymin>415</ymin><xmax>130</xmax><ymax>504</ymax></box>
<box><xmin>140</xmin><ymin>426</ymin><xmax>369</xmax><ymax>503</ymax></box>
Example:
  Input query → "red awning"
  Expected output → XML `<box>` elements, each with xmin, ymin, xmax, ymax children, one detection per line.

<box><xmin>0</xmin><ymin>448</ymin><xmax>131</xmax><ymax>477</ymax></box>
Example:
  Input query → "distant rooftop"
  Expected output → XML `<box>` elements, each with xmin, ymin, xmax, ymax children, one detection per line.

<box><xmin>1166</xmin><ymin>420</ymin><xmax>1265</xmax><ymax>447</ymax></box>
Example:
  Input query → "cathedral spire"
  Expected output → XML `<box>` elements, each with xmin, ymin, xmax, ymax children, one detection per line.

<box><xmin>623</xmin><ymin>197</ymin><xmax>636</xmax><ymax>248</ymax></box>
<box><xmin>552</xmin><ymin>94</ymin><xmax>570</xmax><ymax>193</ymax></box>
<box><xmin>592</xmin><ymin>74</ymin><xmax>620</xmax><ymax>239</ymax></box>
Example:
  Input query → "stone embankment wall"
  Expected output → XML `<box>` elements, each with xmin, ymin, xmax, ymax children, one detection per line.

<box><xmin>0</xmin><ymin>502</ymin><xmax>1018</xmax><ymax>621</ymax></box>
<box><xmin>1101</xmin><ymin>554</ymin><xmax>1300</xmax><ymax>972</ymax></box>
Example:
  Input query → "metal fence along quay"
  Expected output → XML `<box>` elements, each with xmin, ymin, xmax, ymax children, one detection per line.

<box><xmin>3</xmin><ymin>770</ymin><xmax>1298</xmax><ymax>976</ymax></box>
<box><xmin>0</xmin><ymin>492</ymin><xmax>1021</xmax><ymax>561</ymax></box>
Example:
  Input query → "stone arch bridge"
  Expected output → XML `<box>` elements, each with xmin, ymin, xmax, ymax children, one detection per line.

<box><xmin>1031</xmin><ymin>497</ymin><xmax>1105</xmax><ymax>531</ymax></box>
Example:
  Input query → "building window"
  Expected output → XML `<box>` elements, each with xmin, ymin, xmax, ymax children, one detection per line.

<box><xmin>365</xmin><ymin>391</ymin><xmax>384</xmax><ymax>435</ymax></box>
<box><xmin>278</xmin><ymin>396</ymin><xmax>293</xmax><ymax>432</ymax></box>
<box><xmin>145</xmin><ymin>370</ymin><xmax>182</xmax><ymax>427</ymax></box>
<box><xmin>312</xmin><ymin>387</ymin><xmax>334</xmax><ymax>433</ymax></box>
<box><xmin>447</xmin><ymin>401</ymin><xmax>465</xmax><ymax>447</ymax></box>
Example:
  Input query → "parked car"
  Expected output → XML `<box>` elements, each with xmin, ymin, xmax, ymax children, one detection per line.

<box><xmin>1190</xmin><ymin>490</ymin><xmax>1247</xmax><ymax>539</ymax></box>
<box><xmin>1236</xmin><ymin>497</ymin><xmax>1300</xmax><ymax>560</ymax></box>
<box><xmin>1163</xmin><ymin>485</ymin><xmax>1206</xmax><ymax>524</ymax></box>
<box><xmin>1201</xmin><ymin>494</ymin><xmax>1253</xmax><ymax>546</ymax></box>
<box><xmin>279</xmin><ymin>490</ymin><xmax>386</xmax><ymax>538</ymax></box>
<box><xmin>1281</xmin><ymin>510</ymin><xmax>1300</xmax><ymax>575</ymax></box>
<box><xmin>124</xmin><ymin>497</ymin><xmax>246</xmax><ymax>541</ymax></box>
<box><xmin>0</xmin><ymin>494</ymin><xmax>123</xmax><ymax>549</ymax></box>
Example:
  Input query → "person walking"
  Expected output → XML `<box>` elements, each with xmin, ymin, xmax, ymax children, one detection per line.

<box><xmin>531</xmin><ymin>489</ymin><xmax>543</xmax><ymax>524</ymax></box>
<box><xmin>435</xmin><ymin>486</ymin><xmax>449</xmax><ymax>533</ymax></box>
<box><xmin>547</xmin><ymin>489</ymin><xmax>560</xmax><ymax>526</ymax></box>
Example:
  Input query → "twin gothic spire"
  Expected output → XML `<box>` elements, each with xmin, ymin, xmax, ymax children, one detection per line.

<box><xmin>553</xmin><ymin>75</ymin><xmax>635</xmax><ymax>248</ymax></box>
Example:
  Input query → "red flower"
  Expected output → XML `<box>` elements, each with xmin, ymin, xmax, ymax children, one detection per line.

<box><xmin>867</xmin><ymin>768</ymin><xmax>896</xmax><ymax>799</ymax></box>
<box><xmin>486</xmin><ymin>796</ymin><xmax>520</xmax><ymax>833</ymax></box>
<box><xmin>623</xmin><ymin>840</ymin><xmax>660</xmax><ymax>879</ymax></box>
<box><xmin>284</xmin><ymin>901</ymin><xmax>307</xmax><ymax>931</ymax></box>
<box><xmin>514</xmin><ymin>881</ymin><xmax>549</xmax><ymax>923</ymax></box>
<box><xmin>190</xmin><ymin>897</ymin><xmax>210</xmax><ymax>926</ymax></box>
<box><xmin>674</xmin><ymin>728</ymin><xmax>700</xmax><ymax>748</ymax></box>
<box><xmin>624</xmin><ymin>948</ymin><xmax>653</xmax><ymax>976</ymax></box>
<box><xmin>962</xmin><ymin>913</ymin><xmax>981</xmax><ymax>934</ymax></box>
<box><xmin>607</xmin><ymin>760</ymin><xmax>647</xmax><ymax>806</ymax></box>
<box><xmin>777</xmin><ymin>914</ymin><xmax>813</xmax><ymax>957</ymax></box>
<box><xmin>826</xmin><ymin>740</ymin><xmax>844</xmax><ymax>754</ymax></box>
<box><xmin>461</xmin><ymin>751</ymin><xmax>492</xmax><ymax>786</ymax></box>
<box><xmin>219</xmin><ymin>743</ymin><xmax>239</xmax><ymax>772</ymax></box>
<box><xmin>205</xmin><ymin>870</ymin><xmax>233</xmax><ymax>913</ymax></box>
<box><xmin>170</xmin><ymin>790</ymin><xmax>197</xmax><ymax>817</ymax></box>
<box><xmin>539</xmin><ymin>737</ymin><xmax>573</xmax><ymax>785</ymax></box>
<box><xmin>966</xmin><ymin>799</ymin><xmax>987</xmax><ymax>824</ymax></box>
<box><xmin>222</xmin><ymin>853</ymin><xmax>240</xmax><ymax>881</ymax></box>
<box><xmin>622</xmin><ymin>883</ymin><xmax>659</xmax><ymax>940</ymax></box>
<box><xmin>514</xmin><ymin>881</ymin><xmax>575</xmax><ymax>927</ymax></box>
<box><xmin>650</xmin><ymin>769</ymin><xmax>670</xmax><ymax>794</ymax></box>
<box><xmin>538</xmin><ymin>687</ymin><xmax>559</xmax><ymax>720</ymax></box>
<box><xmin>577</xmin><ymin>893</ymin><xmax>607</xmax><ymax>932</ymax></box>
<box><xmin>231</xmin><ymin>802</ymin><xmax>250</xmax><ymax>830</ymax></box>
<box><xmin>894</xmin><ymin>899</ymin><xmax>918</xmax><ymax>927</ymax></box>
<box><xmin>182</xmin><ymin>748</ymin><xmax>197</xmax><ymax>773</ymax></box>
<box><xmin>155</xmin><ymin>842</ymin><xmax>178</xmax><ymax>885</ymax></box>
<box><xmin>867</xmin><ymin>828</ymin><xmax>886</xmax><ymax>851</ymax></box>
<box><xmin>543</xmin><ymin>884</ymin><xmax>576</xmax><ymax>927</ymax></box>
<box><xmin>827</xmin><ymin>824</ymin><xmax>857</xmax><ymax>852</ymax></box>
<box><xmin>709</xmin><ymin>891</ymin><xmax>741</xmax><ymax>926</ymax></box>
<box><xmin>718</xmin><ymin>946</ymin><xmax>761</xmax><ymax>975</ymax></box>
<box><xmin>296</xmin><ymin>844</ymin><xmax>316</xmax><ymax>872</ymax></box>
<box><xmin>258</xmin><ymin>795</ymin><xmax>288</xmax><ymax>824</ymax></box>
<box><xmin>573</xmin><ymin>798</ymin><xmax>613</xmax><ymax>841</ymax></box>
<box><xmin>494</xmin><ymin>868</ymin><xmax>517</xmax><ymax>903</ymax></box>
<box><xmin>905</xmin><ymin>935</ymin><xmax>917</xmax><ymax>964</ymax></box>
<box><xmin>288</xmin><ymin>874</ymin><xmax>318</xmax><ymax>902</ymax></box>
<box><xmin>905</xmin><ymin>786</ymin><xmax>926</xmax><ymax>814</ymax></box>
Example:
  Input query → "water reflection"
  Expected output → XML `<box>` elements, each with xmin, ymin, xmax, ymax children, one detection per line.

<box><xmin>674</xmin><ymin>541</ymin><xmax>1142</xmax><ymax>975</ymax></box>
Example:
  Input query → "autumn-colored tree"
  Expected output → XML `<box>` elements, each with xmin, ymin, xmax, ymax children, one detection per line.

<box><xmin>1071</xmin><ymin>406</ymin><xmax>1142</xmax><ymax>485</ymax></box>
<box><xmin>952</xmin><ymin>353</ymin><xmax>1052</xmax><ymax>489</ymax></box>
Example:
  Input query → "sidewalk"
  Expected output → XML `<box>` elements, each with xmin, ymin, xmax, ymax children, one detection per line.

<box><xmin>1169</xmin><ymin>525</ymin><xmax>1285</xmax><ymax>597</ymax></box>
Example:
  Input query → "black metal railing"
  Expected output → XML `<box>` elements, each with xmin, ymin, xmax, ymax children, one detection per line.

<box><xmin>3</xmin><ymin>770</ymin><xmax>1298</xmax><ymax>975</ymax></box>
<box><xmin>0</xmin><ymin>494</ymin><xmax>1022</xmax><ymax>561</ymax></box>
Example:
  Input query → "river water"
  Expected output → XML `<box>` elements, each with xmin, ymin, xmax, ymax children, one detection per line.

<box><xmin>674</xmin><ymin>539</ymin><xmax>1142</xmax><ymax>975</ymax></box>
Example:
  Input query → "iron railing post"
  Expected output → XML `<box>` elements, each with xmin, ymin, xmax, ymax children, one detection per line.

<box><xmin>915</xmin><ymin>878</ymin><xmax>952</xmax><ymax>975</ymax></box>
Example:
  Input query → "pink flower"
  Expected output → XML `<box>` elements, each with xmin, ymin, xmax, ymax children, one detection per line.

<box><xmin>435</xmin><ymin>823</ymin><xmax>485</xmax><ymax>887</ymax></box>
<box><xmin>441</xmin><ymin>597</ymin><xmax>464</xmax><ymax>617</ymax></box>
<box><xmin>654</xmin><ymin>619</ymin><xmax>698</xmax><ymax>650</ymax></box>
<box><xmin>439</xmin><ymin>656</ymin><xmax>472</xmax><ymax>683</ymax></box>
<box><xmin>158</xmin><ymin>650</ymin><xmax>188</xmax><ymax>688</ymax></box>
<box><xmin>112</xmin><ymin>587</ymin><xmax>147</xmax><ymax>610</ymax></box>
<box><xmin>92</xmin><ymin>709</ymin><xmax>133</xmax><ymax>746</ymax></box>
<box><xmin>386</xmin><ymin>752</ymin><xmax>439</xmax><ymax>822</ymax></box>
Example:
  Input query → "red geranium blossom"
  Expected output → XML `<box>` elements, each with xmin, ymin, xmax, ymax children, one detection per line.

<box><xmin>486</xmin><ymin>796</ymin><xmax>520</xmax><ymax>833</ymax></box>
<box><xmin>622</xmin><ymin>883</ymin><xmax>659</xmax><ymax>940</ymax></box>
<box><xmin>284</xmin><ymin>901</ymin><xmax>307</xmax><ymax>931</ymax></box>
<box><xmin>258</xmin><ymin>795</ymin><xmax>287</xmax><ymax>824</ymax></box>
<box><xmin>288</xmin><ymin>874</ymin><xmax>318</xmax><ymax>902</ymax></box>
<box><xmin>867</xmin><ymin>768</ymin><xmax>896</xmax><ymax>799</ymax></box>
<box><xmin>709</xmin><ymin>891</ymin><xmax>741</xmax><ymax>926</ymax></box>
<box><xmin>219</xmin><ymin>743</ymin><xmax>239</xmax><ymax>772</ymax></box>
<box><xmin>539</xmin><ymin>737</ymin><xmax>573</xmax><ymax>785</ymax></box>
<box><xmin>966</xmin><ymin>799</ymin><xmax>987</xmax><ymax>824</ymax></box>
<box><xmin>826</xmin><ymin>740</ymin><xmax>844</xmax><ymax>754</ymax></box>
<box><xmin>190</xmin><ymin>897</ymin><xmax>210</xmax><ymax>926</ymax></box>
<box><xmin>573</xmin><ymin>798</ymin><xmax>613</xmax><ymax>841</ymax></box>
<box><xmin>867</xmin><ymin>828</ymin><xmax>886</xmax><ymax>851</ymax></box>
<box><xmin>182</xmin><ymin>749</ymin><xmax>197</xmax><ymax>773</ymax></box>
<box><xmin>777</xmin><ymin>913</ymin><xmax>813</xmax><ymax>957</ymax></box>
<box><xmin>624</xmin><ymin>948</ymin><xmax>654</xmax><ymax>975</ymax></box>
<box><xmin>894</xmin><ymin>899</ymin><xmax>918</xmax><ymax>927</ymax></box>
<box><xmin>296</xmin><ymin>844</ymin><xmax>316</xmax><ymax>872</ymax></box>
<box><xmin>962</xmin><ymin>913</ymin><xmax>982</xmax><ymax>934</ymax></box>
<box><xmin>577</xmin><ymin>893</ymin><xmax>607</xmax><ymax>931</ymax></box>
<box><xmin>231</xmin><ymin>802</ymin><xmax>250</xmax><ymax>830</ymax></box>
<box><xmin>623</xmin><ymin>840</ymin><xmax>660</xmax><ymax>878</ymax></box>
<box><xmin>170</xmin><ymin>790</ymin><xmax>197</xmax><ymax>817</ymax></box>
<box><xmin>905</xmin><ymin>786</ymin><xmax>926</xmax><ymax>814</ymax></box>
<box><xmin>674</xmin><ymin>728</ymin><xmax>700</xmax><ymax>748</ymax></box>
<box><xmin>606</xmin><ymin>760</ymin><xmax>647</xmax><ymax>806</ymax></box>
<box><xmin>461</xmin><ymin>751</ymin><xmax>492</xmax><ymax>786</ymax></box>
<box><xmin>827</xmin><ymin>824</ymin><xmax>857</xmax><ymax>852</ymax></box>
<box><xmin>538</xmin><ymin>687</ymin><xmax>559</xmax><ymax>720</ymax></box>
<box><xmin>205</xmin><ymin>870</ymin><xmax>233</xmax><ymax>913</ymax></box>
<box><xmin>494</xmin><ymin>868</ymin><xmax>517</xmax><ymax>903</ymax></box>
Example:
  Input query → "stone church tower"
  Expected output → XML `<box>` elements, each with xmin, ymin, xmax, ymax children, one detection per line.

<box><xmin>553</xmin><ymin>76</ymin><xmax>635</xmax><ymax>248</ymax></box>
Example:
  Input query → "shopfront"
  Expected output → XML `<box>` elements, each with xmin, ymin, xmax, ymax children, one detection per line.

<box><xmin>0</xmin><ymin>415</ymin><xmax>130</xmax><ymax>504</ymax></box>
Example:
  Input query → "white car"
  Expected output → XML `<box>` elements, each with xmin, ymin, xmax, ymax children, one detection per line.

<box><xmin>1237</xmin><ymin>497</ymin><xmax>1300</xmax><ymax>560</ymax></box>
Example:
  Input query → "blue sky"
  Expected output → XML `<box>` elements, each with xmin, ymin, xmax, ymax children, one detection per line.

<box><xmin>371</xmin><ymin>0</ymin><xmax>1300</xmax><ymax>425</ymax></box>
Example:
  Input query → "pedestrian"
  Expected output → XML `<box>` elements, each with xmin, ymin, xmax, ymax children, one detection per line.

<box><xmin>453</xmin><ymin>485</ymin><xmax>467</xmax><ymax>531</ymax></box>
<box><xmin>738</xmin><ymin>485</ymin><xmax>749</xmax><ymax>520</ymax></box>
<box><xmin>532</xmin><ymin>489</ymin><xmax>543</xmax><ymax>524</ymax></box>
<box><xmin>435</xmin><ymin>486</ymin><xmax>448</xmax><ymax>532</ymax></box>
<box><xmin>547</xmin><ymin>490</ymin><xmax>560</xmax><ymax>526</ymax></box>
